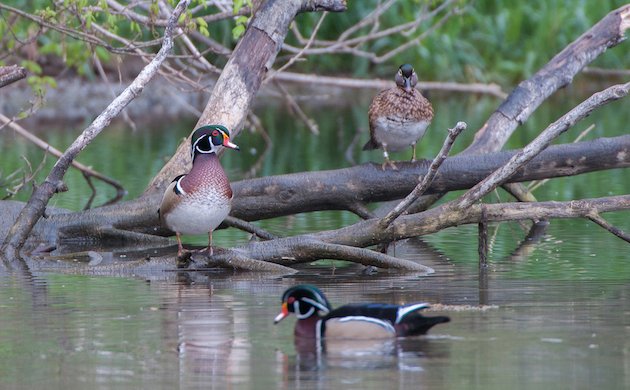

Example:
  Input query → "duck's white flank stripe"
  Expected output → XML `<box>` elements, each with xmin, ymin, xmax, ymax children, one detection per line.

<box><xmin>395</xmin><ymin>303</ymin><xmax>429</xmax><ymax>324</ymax></box>
<box><xmin>336</xmin><ymin>316</ymin><xmax>396</xmax><ymax>334</ymax></box>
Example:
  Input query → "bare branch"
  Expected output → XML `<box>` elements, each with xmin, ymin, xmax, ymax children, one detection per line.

<box><xmin>586</xmin><ymin>212</ymin><xmax>630</xmax><ymax>243</ymax></box>
<box><xmin>379</xmin><ymin>121</ymin><xmax>466</xmax><ymax>228</ymax></box>
<box><xmin>454</xmin><ymin>82</ymin><xmax>630</xmax><ymax>210</ymax></box>
<box><xmin>272</xmin><ymin>81</ymin><xmax>319</xmax><ymax>134</ymax></box>
<box><xmin>274</xmin><ymin>11</ymin><xmax>328</xmax><ymax>75</ymax></box>
<box><xmin>0</xmin><ymin>65</ymin><xmax>27</xmax><ymax>88</ymax></box>
<box><xmin>223</xmin><ymin>216</ymin><xmax>277</xmax><ymax>240</ymax></box>
<box><xmin>235</xmin><ymin>237</ymin><xmax>434</xmax><ymax>272</ymax></box>
<box><xmin>273</xmin><ymin>72</ymin><xmax>507</xmax><ymax>98</ymax></box>
<box><xmin>312</xmin><ymin>194</ymin><xmax>630</xmax><ymax>250</ymax></box>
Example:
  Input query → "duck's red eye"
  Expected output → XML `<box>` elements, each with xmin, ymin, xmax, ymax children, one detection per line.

<box><xmin>212</xmin><ymin>130</ymin><xmax>219</xmax><ymax>136</ymax></box>
<box><xmin>287</xmin><ymin>297</ymin><xmax>295</xmax><ymax>304</ymax></box>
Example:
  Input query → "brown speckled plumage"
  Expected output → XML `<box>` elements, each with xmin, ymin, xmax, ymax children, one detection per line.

<box><xmin>364</xmin><ymin>64</ymin><xmax>434</xmax><ymax>168</ymax></box>
<box><xmin>367</xmin><ymin>88</ymin><xmax>433</xmax><ymax>141</ymax></box>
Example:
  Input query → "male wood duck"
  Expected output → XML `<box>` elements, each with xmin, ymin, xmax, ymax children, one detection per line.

<box><xmin>158</xmin><ymin>125</ymin><xmax>239</xmax><ymax>257</ymax></box>
<box><xmin>363</xmin><ymin>64</ymin><xmax>434</xmax><ymax>169</ymax></box>
<box><xmin>274</xmin><ymin>285</ymin><xmax>449</xmax><ymax>340</ymax></box>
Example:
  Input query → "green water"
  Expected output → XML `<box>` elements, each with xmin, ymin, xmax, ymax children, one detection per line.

<box><xmin>1</xmin><ymin>90</ymin><xmax>630</xmax><ymax>389</ymax></box>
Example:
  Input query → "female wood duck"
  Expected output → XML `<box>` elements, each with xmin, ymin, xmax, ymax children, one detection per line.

<box><xmin>363</xmin><ymin>64</ymin><xmax>434</xmax><ymax>169</ymax></box>
<box><xmin>158</xmin><ymin>125</ymin><xmax>239</xmax><ymax>257</ymax></box>
<box><xmin>274</xmin><ymin>285</ymin><xmax>449</xmax><ymax>341</ymax></box>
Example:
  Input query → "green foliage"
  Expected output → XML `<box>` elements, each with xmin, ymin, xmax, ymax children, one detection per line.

<box><xmin>1</xmin><ymin>0</ymin><xmax>629</xmax><ymax>88</ymax></box>
<box><xmin>232</xmin><ymin>0</ymin><xmax>252</xmax><ymax>40</ymax></box>
<box><xmin>286</xmin><ymin>0</ymin><xmax>630</xmax><ymax>85</ymax></box>
<box><xmin>19</xmin><ymin>60</ymin><xmax>56</xmax><ymax>96</ymax></box>
<box><xmin>196</xmin><ymin>17</ymin><xmax>209</xmax><ymax>37</ymax></box>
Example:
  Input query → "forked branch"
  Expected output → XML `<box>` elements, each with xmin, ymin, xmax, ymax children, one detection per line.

<box><xmin>379</xmin><ymin>121</ymin><xmax>466</xmax><ymax>228</ymax></box>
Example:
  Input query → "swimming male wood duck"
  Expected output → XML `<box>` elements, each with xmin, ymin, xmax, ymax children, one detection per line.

<box><xmin>274</xmin><ymin>285</ymin><xmax>449</xmax><ymax>340</ymax></box>
<box><xmin>158</xmin><ymin>125</ymin><xmax>239</xmax><ymax>257</ymax></box>
<box><xmin>363</xmin><ymin>64</ymin><xmax>434</xmax><ymax>169</ymax></box>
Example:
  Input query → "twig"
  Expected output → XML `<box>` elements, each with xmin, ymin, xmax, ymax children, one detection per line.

<box><xmin>584</xmin><ymin>66</ymin><xmax>630</xmax><ymax>77</ymax></box>
<box><xmin>454</xmin><ymin>82</ymin><xmax>630</xmax><ymax>210</ymax></box>
<box><xmin>528</xmin><ymin>123</ymin><xmax>596</xmax><ymax>192</ymax></box>
<box><xmin>157</xmin><ymin>0</ymin><xmax>222</xmax><ymax>75</ymax></box>
<box><xmin>1</xmin><ymin>0</ymin><xmax>191</xmax><ymax>260</ymax></box>
<box><xmin>336</xmin><ymin>0</ymin><xmax>396</xmax><ymax>42</ymax></box>
<box><xmin>273</xmin><ymin>80</ymin><xmax>319</xmax><ymax>134</ymax></box>
<box><xmin>281</xmin><ymin>0</ymin><xmax>456</xmax><ymax>57</ymax></box>
<box><xmin>586</xmin><ymin>211</ymin><xmax>630</xmax><ymax>243</ymax></box>
<box><xmin>273</xmin><ymin>72</ymin><xmax>507</xmax><ymax>98</ymax></box>
<box><xmin>502</xmin><ymin>183</ymin><xmax>537</xmax><ymax>202</ymax></box>
<box><xmin>223</xmin><ymin>216</ymin><xmax>277</xmax><ymax>240</ymax></box>
<box><xmin>346</xmin><ymin>202</ymin><xmax>374</xmax><ymax>220</ymax></box>
<box><xmin>0</xmin><ymin>3</ymin><xmax>159</xmax><ymax>54</ymax></box>
<box><xmin>92</xmin><ymin>51</ymin><xmax>136</xmax><ymax>131</ymax></box>
<box><xmin>273</xmin><ymin>11</ymin><xmax>328</xmax><ymax>75</ymax></box>
<box><xmin>379</xmin><ymin>121</ymin><xmax>466</xmax><ymax>228</ymax></box>
<box><xmin>0</xmin><ymin>113</ymin><xmax>126</xmax><ymax>198</ymax></box>
<box><xmin>372</xmin><ymin>4</ymin><xmax>461</xmax><ymax>64</ymax></box>
<box><xmin>2</xmin><ymin>156</ymin><xmax>47</xmax><ymax>200</ymax></box>
<box><xmin>105</xmin><ymin>0</ymin><xmax>246</xmax><ymax>28</ymax></box>
<box><xmin>242</xmin><ymin>112</ymin><xmax>272</xmax><ymax>179</ymax></box>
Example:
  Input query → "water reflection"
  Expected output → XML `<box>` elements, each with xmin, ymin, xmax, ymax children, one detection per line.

<box><xmin>285</xmin><ymin>335</ymin><xmax>448</xmax><ymax>374</ymax></box>
<box><xmin>2</xmin><ymin>259</ymin><xmax>630</xmax><ymax>389</ymax></box>
<box><xmin>280</xmin><ymin>334</ymin><xmax>456</xmax><ymax>389</ymax></box>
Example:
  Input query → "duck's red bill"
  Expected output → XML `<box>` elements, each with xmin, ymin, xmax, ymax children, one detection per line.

<box><xmin>273</xmin><ymin>302</ymin><xmax>289</xmax><ymax>324</ymax></box>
